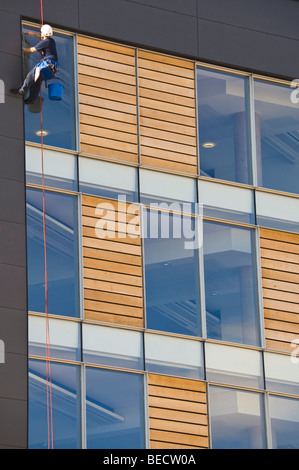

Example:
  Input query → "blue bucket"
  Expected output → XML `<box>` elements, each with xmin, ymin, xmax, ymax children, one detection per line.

<box><xmin>48</xmin><ymin>82</ymin><xmax>64</xmax><ymax>101</ymax></box>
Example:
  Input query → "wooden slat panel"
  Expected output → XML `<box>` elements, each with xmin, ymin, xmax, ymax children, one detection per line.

<box><xmin>138</xmin><ymin>50</ymin><xmax>197</xmax><ymax>175</ymax></box>
<box><xmin>82</xmin><ymin>195</ymin><xmax>143</xmax><ymax>327</ymax></box>
<box><xmin>260</xmin><ymin>228</ymin><xmax>299</xmax><ymax>352</ymax></box>
<box><xmin>148</xmin><ymin>374</ymin><xmax>209</xmax><ymax>449</ymax></box>
<box><xmin>78</xmin><ymin>36</ymin><xmax>138</xmax><ymax>163</ymax></box>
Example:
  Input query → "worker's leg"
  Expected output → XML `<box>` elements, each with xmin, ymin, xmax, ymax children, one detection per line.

<box><xmin>20</xmin><ymin>67</ymin><xmax>36</xmax><ymax>93</ymax></box>
<box><xmin>27</xmin><ymin>77</ymin><xmax>42</xmax><ymax>103</ymax></box>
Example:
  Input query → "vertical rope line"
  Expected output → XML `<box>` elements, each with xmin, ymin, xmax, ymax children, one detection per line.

<box><xmin>39</xmin><ymin>0</ymin><xmax>54</xmax><ymax>449</ymax></box>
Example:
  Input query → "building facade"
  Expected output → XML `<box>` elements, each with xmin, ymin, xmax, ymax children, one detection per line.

<box><xmin>1</xmin><ymin>0</ymin><xmax>299</xmax><ymax>449</ymax></box>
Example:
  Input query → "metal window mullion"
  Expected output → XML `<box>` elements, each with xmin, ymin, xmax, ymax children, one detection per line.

<box><xmin>264</xmin><ymin>391</ymin><xmax>273</xmax><ymax>449</ymax></box>
<box><xmin>255</xmin><ymin>225</ymin><xmax>266</xmax><ymax>349</ymax></box>
<box><xmin>249</xmin><ymin>74</ymin><xmax>258</xmax><ymax>188</ymax></box>
<box><xmin>80</xmin><ymin>363</ymin><xmax>87</xmax><ymax>449</ymax></box>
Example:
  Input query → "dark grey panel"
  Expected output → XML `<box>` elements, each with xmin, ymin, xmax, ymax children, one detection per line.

<box><xmin>0</xmin><ymin>135</ymin><xmax>25</xmax><ymax>183</ymax></box>
<box><xmin>0</xmin><ymin>177</ymin><xmax>26</xmax><ymax>225</ymax></box>
<box><xmin>0</xmin><ymin>263</ymin><xmax>27</xmax><ymax>310</ymax></box>
<box><xmin>0</xmin><ymin>353</ymin><xmax>27</xmax><ymax>400</ymax></box>
<box><xmin>43</xmin><ymin>0</ymin><xmax>79</xmax><ymax>31</ymax></box>
<box><xmin>197</xmin><ymin>17</ymin><xmax>299</xmax><ymax>79</ymax></box>
<box><xmin>124</xmin><ymin>0</ymin><xmax>197</xmax><ymax>16</ymax></box>
<box><xmin>0</xmin><ymin>220</ymin><xmax>26</xmax><ymax>267</ymax></box>
<box><xmin>0</xmin><ymin>307</ymin><xmax>27</xmax><ymax>355</ymax></box>
<box><xmin>197</xmin><ymin>0</ymin><xmax>299</xmax><ymax>41</ymax></box>
<box><xmin>78</xmin><ymin>0</ymin><xmax>199</xmax><ymax>58</ymax></box>
<box><xmin>0</xmin><ymin>397</ymin><xmax>27</xmax><ymax>448</ymax></box>
<box><xmin>0</xmin><ymin>10</ymin><xmax>21</xmax><ymax>56</ymax></box>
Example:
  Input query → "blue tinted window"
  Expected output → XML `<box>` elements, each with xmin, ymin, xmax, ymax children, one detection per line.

<box><xmin>26</xmin><ymin>188</ymin><xmax>79</xmax><ymax>317</ymax></box>
<box><xmin>203</xmin><ymin>221</ymin><xmax>260</xmax><ymax>346</ymax></box>
<box><xmin>86</xmin><ymin>368</ymin><xmax>145</xmax><ymax>449</ymax></box>
<box><xmin>269</xmin><ymin>395</ymin><xmax>299</xmax><ymax>449</ymax></box>
<box><xmin>23</xmin><ymin>25</ymin><xmax>76</xmax><ymax>150</ymax></box>
<box><xmin>197</xmin><ymin>67</ymin><xmax>251</xmax><ymax>185</ymax></box>
<box><xmin>28</xmin><ymin>360</ymin><xmax>81</xmax><ymax>449</ymax></box>
<box><xmin>254</xmin><ymin>80</ymin><xmax>299</xmax><ymax>195</ymax></box>
<box><xmin>143</xmin><ymin>209</ymin><xmax>201</xmax><ymax>337</ymax></box>
<box><xmin>209</xmin><ymin>386</ymin><xmax>267</xmax><ymax>449</ymax></box>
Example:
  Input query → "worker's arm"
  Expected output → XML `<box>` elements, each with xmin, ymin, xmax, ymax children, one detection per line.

<box><xmin>23</xmin><ymin>46</ymin><xmax>37</xmax><ymax>53</ymax></box>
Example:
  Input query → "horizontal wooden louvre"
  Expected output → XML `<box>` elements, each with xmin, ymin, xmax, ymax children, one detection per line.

<box><xmin>260</xmin><ymin>228</ymin><xmax>299</xmax><ymax>352</ymax></box>
<box><xmin>138</xmin><ymin>50</ymin><xmax>198</xmax><ymax>175</ymax></box>
<box><xmin>78</xmin><ymin>36</ymin><xmax>138</xmax><ymax>163</ymax></box>
<box><xmin>82</xmin><ymin>195</ymin><xmax>144</xmax><ymax>327</ymax></box>
<box><xmin>148</xmin><ymin>374</ymin><xmax>209</xmax><ymax>449</ymax></box>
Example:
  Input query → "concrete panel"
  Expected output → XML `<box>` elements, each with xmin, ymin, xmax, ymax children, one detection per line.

<box><xmin>0</xmin><ymin>135</ymin><xmax>25</xmax><ymax>183</ymax></box>
<box><xmin>197</xmin><ymin>17</ymin><xmax>299</xmax><ymax>79</ymax></box>
<box><xmin>197</xmin><ymin>0</ymin><xmax>299</xmax><ymax>41</ymax></box>
<box><xmin>0</xmin><ymin>397</ymin><xmax>27</xmax><ymax>448</ymax></box>
<box><xmin>0</xmin><ymin>263</ymin><xmax>27</xmax><ymax>311</ymax></box>
<box><xmin>78</xmin><ymin>0</ymin><xmax>199</xmax><ymax>58</ymax></box>
<box><xmin>0</xmin><ymin>308</ymin><xmax>27</xmax><ymax>356</ymax></box>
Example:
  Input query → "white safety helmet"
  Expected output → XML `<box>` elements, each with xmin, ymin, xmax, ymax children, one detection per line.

<box><xmin>41</xmin><ymin>24</ymin><xmax>53</xmax><ymax>38</ymax></box>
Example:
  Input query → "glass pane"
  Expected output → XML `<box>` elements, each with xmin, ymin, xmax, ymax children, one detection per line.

<box><xmin>203</xmin><ymin>221</ymin><xmax>260</xmax><ymax>346</ymax></box>
<box><xmin>28</xmin><ymin>316</ymin><xmax>80</xmax><ymax>361</ymax></box>
<box><xmin>209</xmin><ymin>386</ymin><xmax>267</xmax><ymax>449</ymax></box>
<box><xmin>83</xmin><ymin>324</ymin><xmax>143</xmax><ymax>370</ymax></box>
<box><xmin>256</xmin><ymin>191</ymin><xmax>299</xmax><ymax>233</ymax></box>
<box><xmin>269</xmin><ymin>395</ymin><xmax>299</xmax><ymax>449</ymax></box>
<box><xmin>26</xmin><ymin>188</ymin><xmax>79</xmax><ymax>317</ymax></box>
<box><xmin>143</xmin><ymin>209</ymin><xmax>201</xmax><ymax>337</ymax></box>
<box><xmin>205</xmin><ymin>343</ymin><xmax>264</xmax><ymax>389</ymax></box>
<box><xmin>28</xmin><ymin>360</ymin><xmax>81</xmax><ymax>449</ymax></box>
<box><xmin>198</xmin><ymin>180</ymin><xmax>255</xmax><ymax>224</ymax></box>
<box><xmin>254</xmin><ymin>80</ymin><xmax>299</xmax><ymax>195</ymax></box>
<box><xmin>86</xmin><ymin>368</ymin><xmax>145</xmax><ymax>449</ymax></box>
<box><xmin>144</xmin><ymin>333</ymin><xmax>204</xmax><ymax>379</ymax></box>
<box><xmin>197</xmin><ymin>67</ymin><xmax>251</xmax><ymax>185</ymax></box>
<box><xmin>265</xmin><ymin>352</ymin><xmax>299</xmax><ymax>396</ymax></box>
<box><xmin>139</xmin><ymin>169</ymin><xmax>197</xmax><ymax>213</ymax></box>
<box><xmin>23</xmin><ymin>25</ymin><xmax>76</xmax><ymax>150</ymax></box>
<box><xmin>25</xmin><ymin>145</ymin><xmax>77</xmax><ymax>191</ymax></box>
<box><xmin>79</xmin><ymin>157</ymin><xmax>138</xmax><ymax>202</ymax></box>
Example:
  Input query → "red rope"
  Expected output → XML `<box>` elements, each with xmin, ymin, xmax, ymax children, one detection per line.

<box><xmin>39</xmin><ymin>0</ymin><xmax>54</xmax><ymax>449</ymax></box>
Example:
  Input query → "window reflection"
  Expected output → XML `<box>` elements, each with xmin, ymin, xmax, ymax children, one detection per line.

<box><xmin>23</xmin><ymin>25</ymin><xmax>76</xmax><ymax>150</ymax></box>
<box><xmin>254</xmin><ymin>80</ymin><xmax>299</xmax><ymax>195</ymax></box>
<box><xmin>86</xmin><ymin>368</ymin><xmax>145</xmax><ymax>449</ymax></box>
<box><xmin>203</xmin><ymin>221</ymin><xmax>260</xmax><ymax>346</ymax></box>
<box><xmin>143</xmin><ymin>209</ymin><xmax>201</xmax><ymax>337</ymax></box>
<box><xmin>28</xmin><ymin>360</ymin><xmax>81</xmax><ymax>449</ymax></box>
<box><xmin>26</xmin><ymin>188</ymin><xmax>79</xmax><ymax>317</ymax></box>
<box><xmin>209</xmin><ymin>386</ymin><xmax>267</xmax><ymax>449</ymax></box>
<box><xmin>197</xmin><ymin>67</ymin><xmax>251</xmax><ymax>185</ymax></box>
<box><xmin>269</xmin><ymin>395</ymin><xmax>299</xmax><ymax>449</ymax></box>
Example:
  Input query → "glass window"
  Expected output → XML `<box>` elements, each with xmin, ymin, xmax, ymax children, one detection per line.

<box><xmin>197</xmin><ymin>67</ymin><xmax>251</xmax><ymax>185</ymax></box>
<box><xmin>143</xmin><ymin>209</ymin><xmax>201</xmax><ymax>337</ymax></box>
<box><xmin>198</xmin><ymin>180</ymin><xmax>255</xmax><ymax>224</ymax></box>
<box><xmin>209</xmin><ymin>386</ymin><xmax>267</xmax><ymax>449</ymax></box>
<box><xmin>269</xmin><ymin>395</ymin><xmax>299</xmax><ymax>449</ymax></box>
<box><xmin>205</xmin><ymin>343</ymin><xmax>264</xmax><ymax>389</ymax></box>
<box><xmin>254</xmin><ymin>80</ymin><xmax>299</xmax><ymax>195</ymax></box>
<box><xmin>86</xmin><ymin>367</ymin><xmax>145</xmax><ymax>449</ymax></box>
<box><xmin>28</xmin><ymin>316</ymin><xmax>81</xmax><ymax>361</ymax></box>
<box><xmin>144</xmin><ymin>333</ymin><xmax>204</xmax><ymax>379</ymax></box>
<box><xmin>79</xmin><ymin>157</ymin><xmax>138</xmax><ymax>202</ymax></box>
<box><xmin>264</xmin><ymin>352</ymin><xmax>299</xmax><ymax>396</ymax></box>
<box><xmin>23</xmin><ymin>25</ymin><xmax>76</xmax><ymax>150</ymax></box>
<box><xmin>256</xmin><ymin>191</ymin><xmax>299</xmax><ymax>233</ymax></box>
<box><xmin>26</xmin><ymin>188</ymin><xmax>79</xmax><ymax>317</ymax></box>
<box><xmin>25</xmin><ymin>145</ymin><xmax>77</xmax><ymax>191</ymax></box>
<box><xmin>139</xmin><ymin>169</ymin><xmax>197</xmax><ymax>213</ymax></box>
<box><xmin>203</xmin><ymin>221</ymin><xmax>260</xmax><ymax>346</ymax></box>
<box><xmin>83</xmin><ymin>324</ymin><xmax>143</xmax><ymax>370</ymax></box>
<box><xmin>28</xmin><ymin>360</ymin><xmax>81</xmax><ymax>449</ymax></box>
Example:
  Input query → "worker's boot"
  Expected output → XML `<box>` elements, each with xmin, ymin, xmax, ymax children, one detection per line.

<box><xmin>11</xmin><ymin>88</ymin><xmax>25</xmax><ymax>96</ymax></box>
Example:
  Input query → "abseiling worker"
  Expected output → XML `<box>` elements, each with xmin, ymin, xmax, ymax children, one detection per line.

<box><xmin>11</xmin><ymin>24</ymin><xmax>58</xmax><ymax>104</ymax></box>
